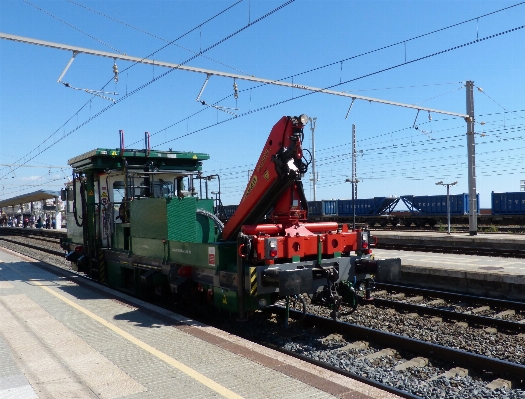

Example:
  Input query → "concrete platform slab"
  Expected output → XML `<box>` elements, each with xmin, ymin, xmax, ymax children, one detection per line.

<box><xmin>373</xmin><ymin>244</ymin><xmax>525</xmax><ymax>300</ymax></box>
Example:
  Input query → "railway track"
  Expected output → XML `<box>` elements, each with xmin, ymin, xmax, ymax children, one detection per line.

<box><xmin>0</xmin><ymin>227</ymin><xmax>66</xmax><ymax>239</ymax></box>
<box><xmin>269</xmin><ymin>306</ymin><xmax>525</xmax><ymax>382</ymax></box>
<box><xmin>368</xmin><ymin>283</ymin><xmax>525</xmax><ymax>334</ymax></box>
<box><xmin>0</xmin><ymin>236</ymin><xmax>64</xmax><ymax>257</ymax></box>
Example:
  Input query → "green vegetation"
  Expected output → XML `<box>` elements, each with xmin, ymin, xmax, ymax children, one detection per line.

<box><xmin>484</xmin><ymin>224</ymin><xmax>499</xmax><ymax>233</ymax></box>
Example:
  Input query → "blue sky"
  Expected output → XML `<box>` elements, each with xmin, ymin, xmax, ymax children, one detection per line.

<box><xmin>1</xmin><ymin>0</ymin><xmax>524</xmax><ymax>208</ymax></box>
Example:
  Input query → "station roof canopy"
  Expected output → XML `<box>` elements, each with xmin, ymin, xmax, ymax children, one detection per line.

<box><xmin>0</xmin><ymin>190</ymin><xmax>60</xmax><ymax>208</ymax></box>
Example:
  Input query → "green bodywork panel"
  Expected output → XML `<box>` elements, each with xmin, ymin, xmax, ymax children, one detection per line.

<box><xmin>119</xmin><ymin>195</ymin><xmax>232</xmax><ymax>271</ymax></box>
<box><xmin>168</xmin><ymin>241</ymin><xmax>236</xmax><ymax>270</ymax></box>
<box><xmin>129</xmin><ymin>197</ymin><xmax>216</xmax><ymax>242</ymax></box>
<box><xmin>131</xmin><ymin>237</ymin><xmax>168</xmax><ymax>261</ymax></box>
<box><xmin>128</xmin><ymin>237</ymin><xmax>237</xmax><ymax>272</ymax></box>
<box><xmin>113</xmin><ymin>223</ymin><xmax>130</xmax><ymax>250</ymax></box>
<box><xmin>130</xmin><ymin>199</ymin><xmax>168</xmax><ymax>239</ymax></box>
<box><xmin>107</xmin><ymin>261</ymin><xmax>123</xmax><ymax>289</ymax></box>
<box><xmin>166</xmin><ymin>197</ymin><xmax>197</xmax><ymax>242</ymax></box>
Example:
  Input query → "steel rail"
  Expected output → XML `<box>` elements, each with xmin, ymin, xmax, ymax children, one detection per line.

<box><xmin>375</xmin><ymin>282</ymin><xmax>525</xmax><ymax>311</ymax></box>
<box><xmin>0</xmin><ymin>237</ymin><xmax>64</xmax><ymax>257</ymax></box>
<box><xmin>0</xmin><ymin>32</ymin><xmax>469</xmax><ymax>119</ymax></box>
<box><xmin>372</xmin><ymin>298</ymin><xmax>525</xmax><ymax>331</ymax></box>
<box><xmin>273</xmin><ymin>307</ymin><xmax>525</xmax><ymax>381</ymax></box>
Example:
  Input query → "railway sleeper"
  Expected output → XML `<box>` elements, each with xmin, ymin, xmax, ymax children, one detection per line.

<box><xmin>394</xmin><ymin>356</ymin><xmax>428</xmax><ymax>371</ymax></box>
<box><xmin>486</xmin><ymin>378</ymin><xmax>513</xmax><ymax>390</ymax></box>
<box><xmin>429</xmin><ymin>366</ymin><xmax>469</xmax><ymax>381</ymax></box>
<box><xmin>359</xmin><ymin>348</ymin><xmax>397</xmax><ymax>361</ymax></box>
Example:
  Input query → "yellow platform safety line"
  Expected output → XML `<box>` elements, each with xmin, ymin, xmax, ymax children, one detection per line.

<box><xmin>31</xmin><ymin>280</ymin><xmax>244</xmax><ymax>399</ymax></box>
<box><xmin>249</xmin><ymin>267</ymin><xmax>257</xmax><ymax>296</ymax></box>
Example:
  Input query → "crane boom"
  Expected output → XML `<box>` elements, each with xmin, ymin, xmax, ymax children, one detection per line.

<box><xmin>221</xmin><ymin>115</ymin><xmax>309</xmax><ymax>241</ymax></box>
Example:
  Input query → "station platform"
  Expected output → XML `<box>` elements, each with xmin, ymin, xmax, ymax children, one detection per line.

<box><xmin>372</xmin><ymin>231</ymin><xmax>525</xmax><ymax>301</ymax></box>
<box><xmin>0</xmin><ymin>248</ymin><xmax>399</xmax><ymax>399</ymax></box>
<box><xmin>373</xmin><ymin>230</ymin><xmax>525</xmax><ymax>251</ymax></box>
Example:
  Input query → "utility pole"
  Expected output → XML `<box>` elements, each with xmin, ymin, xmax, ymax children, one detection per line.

<box><xmin>345</xmin><ymin>124</ymin><xmax>359</xmax><ymax>230</ymax></box>
<box><xmin>466</xmin><ymin>81</ymin><xmax>477</xmax><ymax>235</ymax></box>
<box><xmin>309</xmin><ymin>117</ymin><xmax>317</xmax><ymax>201</ymax></box>
<box><xmin>351</xmin><ymin>124</ymin><xmax>358</xmax><ymax>229</ymax></box>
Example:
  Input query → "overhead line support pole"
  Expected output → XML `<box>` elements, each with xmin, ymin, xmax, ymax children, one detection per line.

<box><xmin>309</xmin><ymin>117</ymin><xmax>317</xmax><ymax>201</ymax></box>
<box><xmin>466</xmin><ymin>81</ymin><xmax>477</xmax><ymax>235</ymax></box>
<box><xmin>352</xmin><ymin>124</ymin><xmax>357</xmax><ymax>230</ymax></box>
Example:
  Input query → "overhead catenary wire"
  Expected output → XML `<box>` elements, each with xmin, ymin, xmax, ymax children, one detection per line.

<box><xmin>2</xmin><ymin>1</ymin><xmax>520</xmax><ymax>197</ymax></box>
<box><xmin>23</xmin><ymin>0</ymin><xmax>125</xmax><ymax>54</ymax></box>
<box><xmin>214</xmin><ymin>115</ymin><xmax>525</xmax><ymax>180</ymax></box>
<box><xmin>67</xmin><ymin>0</ymin><xmax>251</xmax><ymax>75</ymax></box>
<box><xmin>0</xmin><ymin>0</ymin><xmax>295</xmax><ymax>180</ymax></box>
<box><xmin>221</xmin><ymin>2</ymin><xmax>525</xmax><ymax>98</ymax></box>
<box><xmin>4</xmin><ymin>0</ymin><xmax>524</xmax><ymax>166</ymax></box>
<box><xmin>215</xmin><ymin>123</ymin><xmax>525</xmax><ymax>194</ymax></box>
<box><xmin>2</xmin><ymin>1</ymin><xmax>516</xmax><ymax>166</ymax></box>
<box><xmin>154</xmin><ymin>22</ymin><xmax>525</xmax><ymax>147</ymax></box>
<box><xmin>1</xmin><ymin>0</ymin><xmax>247</xmax><ymax>179</ymax></box>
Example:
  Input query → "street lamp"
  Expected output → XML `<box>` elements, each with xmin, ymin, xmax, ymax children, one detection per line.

<box><xmin>345</xmin><ymin>177</ymin><xmax>359</xmax><ymax>230</ymax></box>
<box><xmin>435</xmin><ymin>181</ymin><xmax>458</xmax><ymax>234</ymax></box>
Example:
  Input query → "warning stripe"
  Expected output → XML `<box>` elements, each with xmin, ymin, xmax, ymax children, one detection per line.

<box><xmin>250</xmin><ymin>267</ymin><xmax>257</xmax><ymax>296</ymax></box>
<box><xmin>99</xmin><ymin>250</ymin><xmax>107</xmax><ymax>284</ymax></box>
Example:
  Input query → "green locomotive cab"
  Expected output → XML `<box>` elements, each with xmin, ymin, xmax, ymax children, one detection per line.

<box><xmin>62</xmin><ymin>146</ymin><xmax>269</xmax><ymax>314</ymax></box>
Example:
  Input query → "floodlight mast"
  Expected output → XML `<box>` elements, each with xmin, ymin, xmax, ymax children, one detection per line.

<box><xmin>0</xmin><ymin>33</ymin><xmax>478</xmax><ymax>233</ymax></box>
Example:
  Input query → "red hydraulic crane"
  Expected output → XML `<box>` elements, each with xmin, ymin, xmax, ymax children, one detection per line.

<box><xmin>221</xmin><ymin>115</ymin><xmax>372</xmax><ymax>265</ymax></box>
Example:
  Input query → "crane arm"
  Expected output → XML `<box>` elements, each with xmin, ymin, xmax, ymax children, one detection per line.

<box><xmin>221</xmin><ymin>115</ymin><xmax>309</xmax><ymax>241</ymax></box>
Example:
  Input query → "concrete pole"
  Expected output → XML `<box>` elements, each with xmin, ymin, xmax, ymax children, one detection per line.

<box><xmin>352</xmin><ymin>124</ymin><xmax>357</xmax><ymax>229</ymax></box>
<box><xmin>466</xmin><ymin>81</ymin><xmax>477</xmax><ymax>235</ymax></box>
<box><xmin>309</xmin><ymin>117</ymin><xmax>317</xmax><ymax>201</ymax></box>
